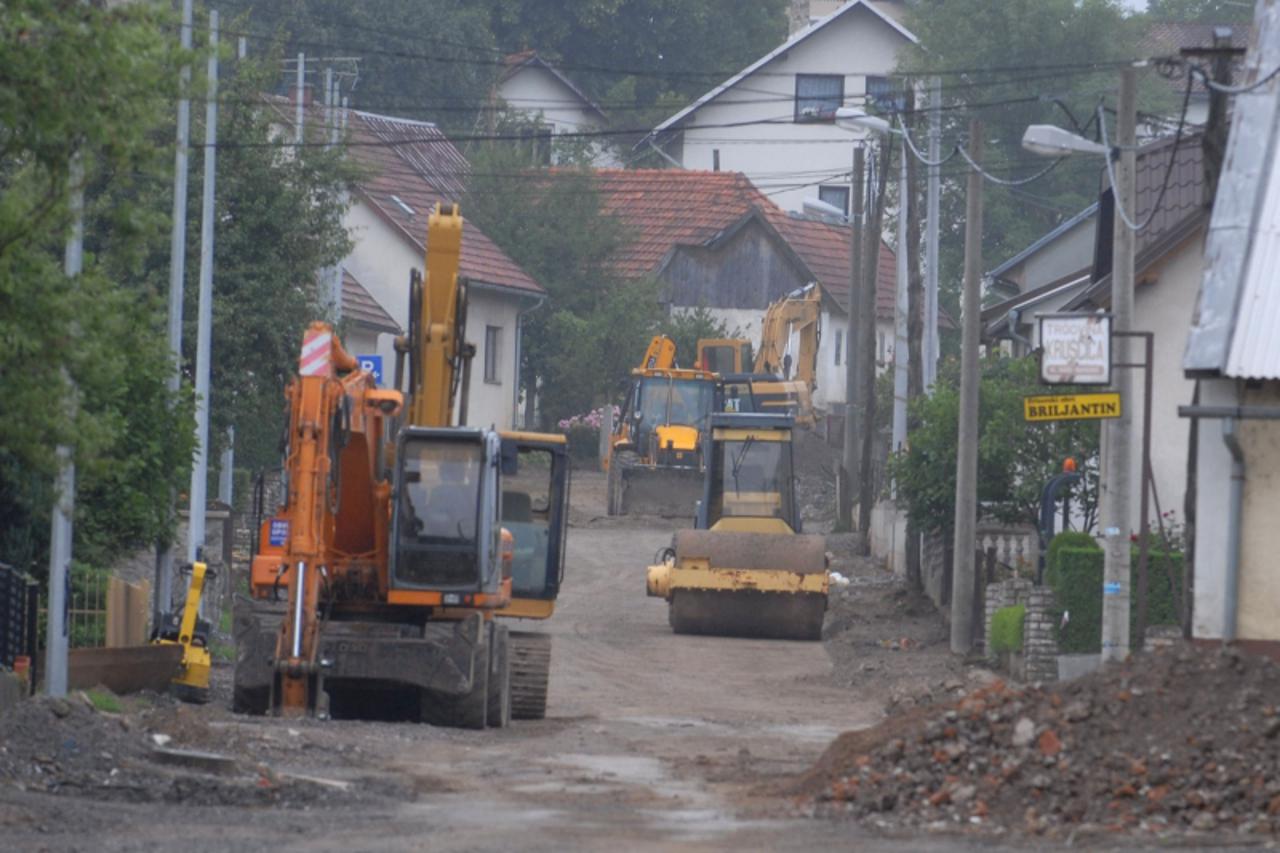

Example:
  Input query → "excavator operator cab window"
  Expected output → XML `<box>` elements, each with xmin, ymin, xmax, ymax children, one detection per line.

<box><xmin>637</xmin><ymin>377</ymin><xmax>715</xmax><ymax>430</ymax></box>
<box><xmin>708</xmin><ymin>431</ymin><xmax>795</xmax><ymax>526</ymax></box>
<box><xmin>499</xmin><ymin>445</ymin><xmax>568</xmax><ymax>599</ymax></box>
<box><xmin>392</xmin><ymin>436</ymin><xmax>495</xmax><ymax>591</ymax></box>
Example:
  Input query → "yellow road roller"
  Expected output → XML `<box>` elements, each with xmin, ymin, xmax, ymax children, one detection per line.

<box><xmin>646</xmin><ymin>412</ymin><xmax>828</xmax><ymax>640</ymax></box>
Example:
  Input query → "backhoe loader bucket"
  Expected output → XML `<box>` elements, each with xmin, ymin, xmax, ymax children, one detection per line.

<box><xmin>649</xmin><ymin>530</ymin><xmax>828</xmax><ymax>641</ymax></box>
<box><xmin>610</xmin><ymin>463</ymin><xmax>705</xmax><ymax>518</ymax></box>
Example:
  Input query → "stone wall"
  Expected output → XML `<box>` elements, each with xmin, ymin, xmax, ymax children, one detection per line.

<box><xmin>984</xmin><ymin>578</ymin><xmax>1059</xmax><ymax>682</ymax></box>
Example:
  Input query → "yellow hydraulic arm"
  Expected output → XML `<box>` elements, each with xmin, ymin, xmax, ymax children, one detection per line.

<box><xmin>406</xmin><ymin>205</ymin><xmax>470</xmax><ymax>428</ymax></box>
<box><xmin>753</xmin><ymin>284</ymin><xmax>821</xmax><ymax>388</ymax></box>
<box><xmin>640</xmin><ymin>335</ymin><xmax>677</xmax><ymax>370</ymax></box>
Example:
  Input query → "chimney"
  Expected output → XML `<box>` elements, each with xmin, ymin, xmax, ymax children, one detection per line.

<box><xmin>788</xmin><ymin>0</ymin><xmax>811</xmax><ymax>35</ymax></box>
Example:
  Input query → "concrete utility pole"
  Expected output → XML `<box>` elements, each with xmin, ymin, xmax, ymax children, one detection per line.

<box><xmin>840</xmin><ymin>144</ymin><xmax>865</xmax><ymax>529</ymax></box>
<box><xmin>858</xmin><ymin>142</ymin><xmax>890</xmax><ymax>539</ymax></box>
<box><xmin>187</xmin><ymin>10</ymin><xmax>219</xmax><ymax>565</ymax></box>
<box><xmin>218</xmin><ymin>425</ymin><xmax>235</xmax><ymax>506</ymax></box>
<box><xmin>950</xmin><ymin>120</ymin><xmax>983</xmax><ymax>655</ymax></box>
<box><xmin>295</xmin><ymin>53</ymin><xmax>305</xmax><ymax>146</ymax></box>
<box><xmin>891</xmin><ymin>130</ymin><xmax>910</xmax><ymax>463</ymax></box>
<box><xmin>924</xmin><ymin>77</ymin><xmax>942</xmax><ymax>392</ymax></box>
<box><xmin>46</xmin><ymin>156</ymin><xmax>85</xmax><ymax>698</ymax></box>
<box><xmin>1101</xmin><ymin>68</ymin><xmax>1137</xmax><ymax>663</ymax></box>
<box><xmin>157</xmin><ymin>0</ymin><xmax>195</xmax><ymax>620</ymax></box>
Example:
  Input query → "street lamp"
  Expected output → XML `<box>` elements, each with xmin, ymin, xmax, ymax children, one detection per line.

<box><xmin>836</xmin><ymin>107</ymin><xmax>910</xmax><ymax>464</ymax></box>
<box><xmin>1021</xmin><ymin>124</ymin><xmax>1109</xmax><ymax>158</ymax></box>
<box><xmin>802</xmin><ymin>197</ymin><xmax>848</xmax><ymax>222</ymax></box>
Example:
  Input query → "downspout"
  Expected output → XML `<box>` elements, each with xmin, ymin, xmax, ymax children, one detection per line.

<box><xmin>1006</xmin><ymin>307</ymin><xmax>1035</xmax><ymax>353</ymax></box>
<box><xmin>514</xmin><ymin>295</ymin><xmax>546</xmax><ymax>429</ymax></box>
<box><xmin>1221</xmin><ymin>417</ymin><xmax>1245</xmax><ymax>644</ymax></box>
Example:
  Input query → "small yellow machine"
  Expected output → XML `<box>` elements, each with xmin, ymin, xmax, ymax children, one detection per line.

<box><xmin>152</xmin><ymin>561</ymin><xmax>212</xmax><ymax>703</ymax></box>
<box><xmin>646</xmin><ymin>412</ymin><xmax>828</xmax><ymax>640</ymax></box>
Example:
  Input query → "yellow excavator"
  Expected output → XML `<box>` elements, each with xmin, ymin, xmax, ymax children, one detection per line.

<box><xmin>604</xmin><ymin>335</ymin><xmax>718</xmax><ymax>517</ymax></box>
<box><xmin>646</xmin><ymin>412</ymin><xmax>828</xmax><ymax>640</ymax></box>
<box><xmin>697</xmin><ymin>283</ymin><xmax>821</xmax><ymax>426</ymax></box>
<box><xmin>152</xmin><ymin>561</ymin><xmax>213</xmax><ymax>703</ymax></box>
<box><xmin>235</xmin><ymin>205</ymin><xmax>568</xmax><ymax>726</ymax></box>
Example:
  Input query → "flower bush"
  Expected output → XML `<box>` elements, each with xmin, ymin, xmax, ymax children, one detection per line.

<box><xmin>558</xmin><ymin>405</ymin><xmax>620</xmax><ymax>464</ymax></box>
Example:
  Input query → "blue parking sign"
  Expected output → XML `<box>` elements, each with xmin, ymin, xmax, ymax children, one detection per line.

<box><xmin>357</xmin><ymin>354</ymin><xmax>383</xmax><ymax>386</ymax></box>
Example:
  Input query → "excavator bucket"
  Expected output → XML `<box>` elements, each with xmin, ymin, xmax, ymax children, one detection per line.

<box><xmin>613</xmin><ymin>464</ymin><xmax>705</xmax><ymax>518</ymax></box>
<box><xmin>655</xmin><ymin>530</ymin><xmax>828</xmax><ymax>641</ymax></box>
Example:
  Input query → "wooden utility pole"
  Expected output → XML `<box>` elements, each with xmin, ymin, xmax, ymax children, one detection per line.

<box><xmin>840</xmin><ymin>144</ymin><xmax>865</xmax><ymax>529</ymax></box>
<box><xmin>857</xmin><ymin>139</ymin><xmax>891</xmax><ymax>541</ymax></box>
<box><xmin>950</xmin><ymin>120</ymin><xmax>983</xmax><ymax>654</ymax></box>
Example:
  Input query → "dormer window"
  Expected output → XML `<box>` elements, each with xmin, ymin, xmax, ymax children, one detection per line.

<box><xmin>795</xmin><ymin>74</ymin><xmax>843</xmax><ymax>122</ymax></box>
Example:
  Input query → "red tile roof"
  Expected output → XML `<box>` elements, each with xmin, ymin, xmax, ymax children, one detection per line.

<box><xmin>342</xmin><ymin>268</ymin><xmax>400</xmax><ymax>333</ymax></box>
<box><xmin>347</xmin><ymin>111</ymin><xmax>542</xmax><ymax>295</ymax></box>
<box><xmin>590</xmin><ymin>169</ymin><xmax>897</xmax><ymax>318</ymax></box>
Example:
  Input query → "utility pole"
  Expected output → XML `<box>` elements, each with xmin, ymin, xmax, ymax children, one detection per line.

<box><xmin>46</xmin><ymin>156</ymin><xmax>85</xmax><ymax>698</ymax></box>
<box><xmin>218</xmin><ymin>425</ymin><xmax>235</xmax><ymax>506</ymax></box>
<box><xmin>891</xmin><ymin>126</ymin><xmax>910</xmax><ymax>462</ymax></box>
<box><xmin>950</xmin><ymin>119</ymin><xmax>983</xmax><ymax>654</ymax></box>
<box><xmin>157</xmin><ymin>0</ymin><xmax>195</xmax><ymax>621</ymax></box>
<box><xmin>924</xmin><ymin>77</ymin><xmax>942</xmax><ymax>392</ymax></box>
<box><xmin>904</xmin><ymin>88</ymin><xmax>925</xmax><ymax>592</ymax></box>
<box><xmin>840</xmin><ymin>144</ymin><xmax>865</xmax><ymax>529</ymax></box>
<box><xmin>295</xmin><ymin>53</ymin><xmax>305</xmax><ymax>145</ymax></box>
<box><xmin>187</xmin><ymin>10</ymin><xmax>219</xmax><ymax>565</ymax></box>
<box><xmin>858</xmin><ymin>141</ymin><xmax>890</xmax><ymax>539</ymax></box>
<box><xmin>1101</xmin><ymin>68</ymin><xmax>1137</xmax><ymax>663</ymax></box>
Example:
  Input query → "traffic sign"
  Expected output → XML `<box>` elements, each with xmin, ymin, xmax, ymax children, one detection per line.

<box><xmin>357</xmin><ymin>354</ymin><xmax>383</xmax><ymax>386</ymax></box>
<box><xmin>1038</xmin><ymin>314</ymin><xmax>1111</xmax><ymax>385</ymax></box>
<box><xmin>1024</xmin><ymin>392</ymin><xmax>1121</xmax><ymax>422</ymax></box>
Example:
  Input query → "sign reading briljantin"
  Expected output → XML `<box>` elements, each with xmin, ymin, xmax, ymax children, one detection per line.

<box><xmin>1038</xmin><ymin>313</ymin><xmax>1111</xmax><ymax>386</ymax></box>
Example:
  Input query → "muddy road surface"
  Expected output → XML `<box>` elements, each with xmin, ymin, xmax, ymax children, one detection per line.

<box><xmin>2</xmin><ymin>475</ymin><xmax>980</xmax><ymax>852</ymax></box>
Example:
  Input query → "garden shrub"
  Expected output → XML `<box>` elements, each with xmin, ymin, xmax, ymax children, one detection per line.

<box><xmin>990</xmin><ymin>604</ymin><xmax>1026</xmax><ymax>653</ymax></box>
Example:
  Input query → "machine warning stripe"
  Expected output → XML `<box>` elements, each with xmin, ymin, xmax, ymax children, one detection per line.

<box><xmin>299</xmin><ymin>330</ymin><xmax>333</xmax><ymax>377</ymax></box>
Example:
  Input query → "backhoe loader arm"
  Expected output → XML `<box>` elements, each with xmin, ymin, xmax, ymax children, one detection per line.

<box><xmin>752</xmin><ymin>284</ymin><xmax>822</xmax><ymax>388</ymax></box>
<box><xmin>407</xmin><ymin>204</ymin><xmax>470</xmax><ymax>428</ymax></box>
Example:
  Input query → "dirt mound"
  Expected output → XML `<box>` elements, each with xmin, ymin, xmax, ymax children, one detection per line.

<box><xmin>793</xmin><ymin>427</ymin><xmax>839</xmax><ymax>531</ymax></box>
<box><xmin>802</xmin><ymin>643</ymin><xmax>1280</xmax><ymax>840</ymax></box>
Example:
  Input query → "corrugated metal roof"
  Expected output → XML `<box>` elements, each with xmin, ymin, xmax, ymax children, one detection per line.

<box><xmin>1184</xmin><ymin>0</ymin><xmax>1280</xmax><ymax>379</ymax></box>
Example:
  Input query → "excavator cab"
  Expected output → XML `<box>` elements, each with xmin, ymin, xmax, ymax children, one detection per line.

<box><xmin>390</xmin><ymin>427</ymin><xmax>506</xmax><ymax>600</ymax></box>
<box><xmin>498</xmin><ymin>433</ymin><xmax>570</xmax><ymax>607</ymax></box>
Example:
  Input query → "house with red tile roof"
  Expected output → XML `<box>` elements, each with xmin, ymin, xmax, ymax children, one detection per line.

<box><xmin>591</xmin><ymin>169</ymin><xmax>898</xmax><ymax>414</ymax></box>
<box><xmin>335</xmin><ymin>109</ymin><xmax>545</xmax><ymax>430</ymax></box>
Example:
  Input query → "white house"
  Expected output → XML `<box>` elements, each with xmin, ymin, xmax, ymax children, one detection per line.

<box><xmin>339</xmin><ymin>110</ymin><xmax>545</xmax><ymax>431</ymax></box>
<box><xmin>493</xmin><ymin>51</ymin><xmax>620</xmax><ymax>168</ymax></box>
<box><xmin>643</xmin><ymin>0</ymin><xmax>916</xmax><ymax>213</ymax></box>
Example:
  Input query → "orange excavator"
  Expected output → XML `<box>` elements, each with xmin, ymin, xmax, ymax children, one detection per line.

<box><xmin>234</xmin><ymin>205</ymin><xmax>568</xmax><ymax>727</ymax></box>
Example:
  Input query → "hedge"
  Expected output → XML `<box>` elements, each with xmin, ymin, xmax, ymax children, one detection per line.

<box><xmin>990</xmin><ymin>604</ymin><xmax>1026</xmax><ymax>653</ymax></box>
<box><xmin>1046</xmin><ymin>536</ymin><xmax>1184</xmax><ymax>654</ymax></box>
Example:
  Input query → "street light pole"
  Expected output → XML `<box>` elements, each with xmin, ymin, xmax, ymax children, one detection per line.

<box><xmin>1101</xmin><ymin>67</ymin><xmax>1138</xmax><ymax>663</ymax></box>
<box><xmin>891</xmin><ymin>129</ymin><xmax>910</xmax><ymax>462</ymax></box>
<box><xmin>950</xmin><ymin>119</ymin><xmax>983</xmax><ymax>655</ymax></box>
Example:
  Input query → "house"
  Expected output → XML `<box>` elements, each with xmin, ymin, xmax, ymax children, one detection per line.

<box><xmin>336</xmin><ymin>109</ymin><xmax>545</xmax><ymax>430</ymax></box>
<box><xmin>590</xmin><ymin>169</ymin><xmax>897</xmax><ymax>414</ymax></box>
<box><xmin>492</xmin><ymin>51</ymin><xmax>619</xmax><ymax>167</ymax></box>
<box><xmin>642</xmin><ymin>0</ymin><xmax>916</xmax><ymax>213</ymax></box>
<box><xmin>982</xmin><ymin>135</ymin><xmax>1207</xmax><ymax>539</ymax></box>
<box><xmin>1182</xmin><ymin>1</ymin><xmax>1280</xmax><ymax>655</ymax></box>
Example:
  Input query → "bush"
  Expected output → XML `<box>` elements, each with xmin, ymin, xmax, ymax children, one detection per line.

<box><xmin>557</xmin><ymin>406</ymin><xmax>618</xmax><ymax>465</ymax></box>
<box><xmin>990</xmin><ymin>604</ymin><xmax>1026</xmax><ymax>653</ymax></box>
<box><xmin>1044</xmin><ymin>531</ymin><xmax>1099</xmax><ymax>590</ymax></box>
<box><xmin>1047</xmin><ymin>538</ymin><xmax>1184</xmax><ymax>654</ymax></box>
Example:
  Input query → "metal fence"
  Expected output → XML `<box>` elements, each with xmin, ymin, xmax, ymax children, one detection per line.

<box><xmin>0</xmin><ymin>562</ymin><xmax>39</xmax><ymax>671</ymax></box>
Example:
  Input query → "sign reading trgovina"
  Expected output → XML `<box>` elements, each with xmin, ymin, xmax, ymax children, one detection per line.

<box><xmin>1038</xmin><ymin>314</ymin><xmax>1111</xmax><ymax>386</ymax></box>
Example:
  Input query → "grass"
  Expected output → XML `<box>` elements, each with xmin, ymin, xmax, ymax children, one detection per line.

<box><xmin>85</xmin><ymin>688</ymin><xmax>124</xmax><ymax>714</ymax></box>
<box><xmin>211</xmin><ymin>641</ymin><xmax>236</xmax><ymax>663</ymax></box>
<box><xmin>218</xmin><ymin>609</ymin><xmax>233</xmax><ymax>634</ymax></box>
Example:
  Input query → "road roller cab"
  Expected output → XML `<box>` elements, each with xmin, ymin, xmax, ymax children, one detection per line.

<box><xmin>646</xmin><ymin>413</ymin><xmax>828</xmax><ymax>640</ymax></box>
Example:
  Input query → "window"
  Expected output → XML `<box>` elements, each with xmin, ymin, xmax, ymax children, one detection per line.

<box><xmin>834</xmin><ymin>329</ymin><xmax>843</xmax><ymax>366</ymax></box>
<box><xmin>818</xmin><ymin>185</ymin><xmax>850</xmax><ymax>216</ymax></box>
<box><xmin>484</xmin><ymin>325</ymin><xmax>502</xmax><ymax>384</ymax></box>
<box><xmin>795</xmin><ymin>74</ymin><xmax>843</xmax><ymax>122</ymax></box>
<box><xmin>519</xmin><ymin>125</ymin><xmax>553</xmax><ymax>166</ymax></box>
<box><xmin>866</xmin><ymin>76</ymin><xmax>905</xmax><ymax>113</ymax></box>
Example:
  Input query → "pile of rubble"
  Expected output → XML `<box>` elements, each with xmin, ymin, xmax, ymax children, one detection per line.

<box><xmin>801</xmin><ymin>644</ymin><xmax>1280</xmax><ymax>839</ymax></box>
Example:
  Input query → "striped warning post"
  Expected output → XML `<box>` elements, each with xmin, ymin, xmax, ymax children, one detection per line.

<box><xmin>299</xmin><ymin>328</ymin><xmax>332</xmax><ymax>377</ymax></box>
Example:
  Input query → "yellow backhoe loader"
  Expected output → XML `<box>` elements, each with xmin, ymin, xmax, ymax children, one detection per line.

<box><xmin>604</xmin><ymin>335</ymin><xmax>717</xmax><ymax>517</ymax></box>
<box><xmin>646</xmin><ymin>412</ymin><xmax>828</xmax><ymax>640</ymax></box>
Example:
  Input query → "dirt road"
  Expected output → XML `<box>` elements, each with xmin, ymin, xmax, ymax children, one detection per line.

<box><xmin>1</xmin><ymin>474</ymin><xmax>983</xmax><ymax>852</ymax></box>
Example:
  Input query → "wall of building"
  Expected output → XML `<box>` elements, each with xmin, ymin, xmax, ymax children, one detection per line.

<box><xmin>668</xmin><ymin>5</ymin><xmax>909</xmax><ymax>212</ymax></box>
<box><xmin>1190</xmin><ymin>377</ymin><xmax>1236</xmax><ymax>640</ymax></box>
<box><xmin>497</xmin><ymin>66</ymin><xmax>620</xmax><ymax>168</ymax></box>
<box><xmin>1237</xmin><ymin>382</ymin><xmax>1280</xmax><ymax>642</ymax></box>
<box><xmin>998</xmin><ymin>216</ymin><xmax>1096</xmax><ymax>293</ymax></box>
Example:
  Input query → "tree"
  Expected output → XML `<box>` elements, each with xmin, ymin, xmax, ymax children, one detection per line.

<box><xmin>1146</xmin><ymin>0</ymin><xmax>1253</xmax><ymax>22</ymax></box>
<box><xmin>463</xmin><ymin>143</ymin><xmax>660</xmax><ymax>427</ymax></box>
<box><xmin>658</xmin><ymin>306</ymin><xmax>729</xmax><ymax>369</ymax></box>
<box><xmin>900</xmin><ymin>1</ymin><xmax>1163</xmax><ymax>328</ymax></box>
<box><xmin>890</xmin><ymin>356</ymin><xmax>1100</xmax><ymax>535</ymax></box>
<box><xmin>0</xmin><ymin>0</ymin><xmax>192</xmax><ymax>576</ymax></box>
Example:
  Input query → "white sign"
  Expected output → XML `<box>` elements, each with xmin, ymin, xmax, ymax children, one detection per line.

<box><xmin>1038</xmin><ymin>314</ymin><xmax>1111</xmax><ymax>385</ymax></box>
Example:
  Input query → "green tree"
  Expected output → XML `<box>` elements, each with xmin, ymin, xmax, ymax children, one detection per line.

<box><xmin>657</xmin><ymin>306</ymin><xmax>729</xmax><ymax>369</ymax></box>
<box><xmin>900</xmin><ymin>0</ymin><xmax>1166</xmax><ymax>327</ymax></box>
<box><xmin>463</xmin><ymin>144</ymin><xmax>660</xmax><ymax>427</ymax></box>
<box><xmin>890</xmin><ymin>356</ymin><xmax>1100</xmax><ymax>535</ymax></box>
<box><xmin>1146</xmin><ymin>0</ymin><xmax>1253</xmax><ymax>22</ymax></box>
<box><xmin>0</xmin><ymin>0</ymin><xmax>193</xmax><ymax>576</ymax></box>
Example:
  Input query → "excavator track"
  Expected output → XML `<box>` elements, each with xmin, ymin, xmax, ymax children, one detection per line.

<box><xmin>509</xmin><ymin>631</ymin><xmax>552</xmax><ymax>720</ymax></box>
